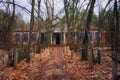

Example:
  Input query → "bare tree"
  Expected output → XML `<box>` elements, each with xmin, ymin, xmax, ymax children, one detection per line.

<box><xmin>81</xmin><ymin>0</ymin><xmax>96</xmax><ymax>60</ymax></box>
<box><xmin>112</xmin><ymin>0</ymin><xmax>119</xmax><ymax>79</ymax></box>
<box><xmin>44</xmin><ymin>0</ymin><xmax>54</xmax><ymax>20</ymax></box>
<box><xmin>26</xmin><ymin>0</ymin><xmax>35</xmax><ymax>63</ymax></box>
<box><xmin>37</xmin><ymin>0</ymin><xmax>42</xmax><ymax>53</ymax></box>
<box><xmin>0</xmin><ymin>0</ymin><xmax>16</xmax><ymax>66</ymax></box>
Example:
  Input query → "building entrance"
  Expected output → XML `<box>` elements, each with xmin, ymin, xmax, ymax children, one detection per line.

<box><xmin>53</xmin><ymin>33</ymin><xmax>60</xmax><ymax>45</ymax></box>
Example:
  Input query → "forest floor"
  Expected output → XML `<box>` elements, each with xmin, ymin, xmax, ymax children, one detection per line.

<box><xmin>0</xmin><ymin>46</ymin><xmax>115</xmax><ymax>80</ymax></box>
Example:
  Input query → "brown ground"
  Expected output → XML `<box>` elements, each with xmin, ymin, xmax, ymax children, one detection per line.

<box><xmin>0</xmin><ymin>46</ymin><xmax>115</xmax><ymax>80</ymax></box>
<box><xmin>29</xmin><ymin>46</ymin><xmax>71</xmax><ymax>80</ymax></box>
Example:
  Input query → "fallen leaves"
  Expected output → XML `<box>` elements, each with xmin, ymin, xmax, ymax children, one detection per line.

<box><xmin>0</xmin><ymin>47</ymin><xmax>117</xmax><ymax>80</ymax></box>
<box><xmin>64</xmin><ymin>50</ymin><xmax>113</xmax><ymax>80</ymax></box>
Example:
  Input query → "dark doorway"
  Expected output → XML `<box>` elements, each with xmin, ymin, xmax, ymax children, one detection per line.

<box><xmin>54</xmin><ymin>33</ymin><xmax>60</xmax><ymax>45</ymax></box>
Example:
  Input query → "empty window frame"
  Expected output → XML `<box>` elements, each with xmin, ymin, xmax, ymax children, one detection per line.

<box><xmin>14</xmin><ymin>33</ymin><xmax>21</xmax><ymax>42</ymax></box>
<box><xmin>22</xmin><ymin>33</ymin><xmax>28</xmax><ymax>42</ymax></box>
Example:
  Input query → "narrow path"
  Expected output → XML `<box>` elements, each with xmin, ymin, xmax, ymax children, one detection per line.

<box><xmin>29</xmin><ymin>46</ymin><xmax>71</xmax><ymax>80</ymax></box>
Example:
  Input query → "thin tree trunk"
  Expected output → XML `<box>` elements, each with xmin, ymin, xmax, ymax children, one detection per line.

<box><xmin>112</xmin><ymin>1</ymin><xmax>119</xmax><ymax>80</ymax></box>
<box><xmin>64</xmin><ymin>0</ymin><xmax>70</xmax><ymax>46</ymax></box>
<box><xmin>7</xmin><ymin>0</ymin><xmax>16</xmax><ymax>67</ymax></box>
<box><xmin>114</xmin><ymin>0</ymin><xmax>119</xmax><ymax>52</ymax></box>
<box><xmin>26</xmin><ymin>0</ymin><xmax>35</xmax><ymax>63</ymax></box>
<box><xmin>11</xmin><ymin>0</ymin><xmax>17</xmax><ymax>68</ymax></box>
<box><xmin>81</xmin><ymin>0</ymin><xmax>96</xmax><ymax>61</ymax></box>
<box><xmin>37</xmin><ymin>0</ymin><xmax>41</xmax><ymax>53</ymax></box>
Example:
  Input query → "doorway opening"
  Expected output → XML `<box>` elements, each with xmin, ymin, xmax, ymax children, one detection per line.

<box><xmin>54</xmin><ymin>33</ymin><xmax>60</xmax><ymax>45</ymax></box>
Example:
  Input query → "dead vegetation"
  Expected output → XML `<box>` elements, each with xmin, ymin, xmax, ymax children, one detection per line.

<box><xmin>0</xmin><ymin>47</ymin><xmax>115</xmax><ymax>80</ymax></box>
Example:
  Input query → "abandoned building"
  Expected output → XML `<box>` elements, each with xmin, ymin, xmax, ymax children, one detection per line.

<box><xmin>11</xmin><ymin>28</ymin><xmax>106</xmax><ymax>45</ymax></box>
<box><xmin>11</xmin><ymin>19</ymin><xmax>106</xmax><ymax>45</ymax></box>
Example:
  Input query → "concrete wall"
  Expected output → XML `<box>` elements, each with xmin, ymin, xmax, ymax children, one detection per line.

<box><xmin>11</xmin><ymin>31</ymin><xmax>106</xmax><ymax>45</ymax></box>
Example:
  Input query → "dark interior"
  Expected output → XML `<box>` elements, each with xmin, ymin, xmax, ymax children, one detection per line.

<box><xmin>54</xmin><ymin>33</ymin><xmax>60</xmax><ymax>45</ymax></box>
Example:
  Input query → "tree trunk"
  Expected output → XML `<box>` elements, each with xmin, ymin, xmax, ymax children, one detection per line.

<box><xmin>112</xmin><ymin>52</ymin><xmax>118</xmax><ymax>80</ymax></box>
<box><xmin>13</xmin><ymin>48</ymin><xmax>18</xmax><ymax>68</ymax></box>
<box><xmin>37</xmin><ymin>0</ymin><xmax>41</xmax><ymax>53</ymax></box>
<box><xmin>81</xmin><ymin>0</ymin><xmax>96</xmax><ymax>61</ymax></box>
<box><xmin>26</xmin><ymin>0</ymin><xmax>35</xmax><ymax>63</ymax></box>
<box><xmin>7</xmin><ymin>0</ymin><xmax>16</xmax><ymax>67</ymax></box>
<box><xmin>114</xmin><ymin>0</ymin><xmax>119</xmax><ymax>52</ymax></box>
<box><xmin>112</xmin><ymin>1</ymin><xmax>119</xmax><ymax>80</ymax></box>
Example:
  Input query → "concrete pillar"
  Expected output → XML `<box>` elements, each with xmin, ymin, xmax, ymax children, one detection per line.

<box><xmin>51</xmin><ymin>33</ymin><xmax>52</xmax><ymax>44</ymax></box>
<box><xmin>92</xmin><ymin>31</ymin><xmax>95</xmax><ymax>45</ymax></box>
<box><xmin>20</xmin><ymin>32</ymin><xmax>22</xmax><ymax>42</ymax></box>
<box><xmin>54</xmin><ymin>35</ymin><xmax>56</xmax><ymax>44</ymax></box>
<box><xmin>75</xmin><ymin>32</ymin><xmax>77</xmax><ymax>43</ymax></box>
<box><xmin>64</xmin><ymin>32</ymin><xmax>66</xmax><ymax>44</ymax></box>
<box><xmin>26</xmin><ymin>32</ymin><xmax>29</xmax><ymax>45</ymax></box>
